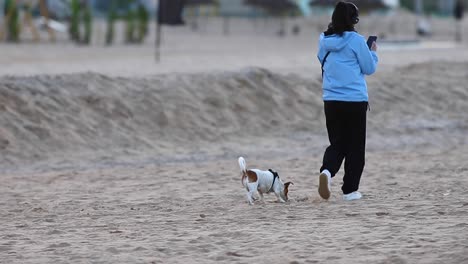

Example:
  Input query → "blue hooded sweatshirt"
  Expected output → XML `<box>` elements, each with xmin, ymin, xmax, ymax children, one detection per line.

<box><xmin>317</xmin><ymin>31</ymin><xmax>378</xmax><ymax>102</ymax></box>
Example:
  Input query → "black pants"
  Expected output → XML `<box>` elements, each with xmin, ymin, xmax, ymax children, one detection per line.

<box><xmin>320</xmin><ymin>101</ymin><xmax>368</xmax><ymax>195</ymax></box>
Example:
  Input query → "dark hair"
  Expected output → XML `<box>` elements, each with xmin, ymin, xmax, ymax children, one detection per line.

<box><xmin>324</xmin><ymin>1</ymin><xmax>359</xmax><ymax>36</ymax></box>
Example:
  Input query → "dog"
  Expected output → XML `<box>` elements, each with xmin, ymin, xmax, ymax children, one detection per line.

<box><xmin>238</xmin><ymin>157</ymin><xmax>293</xmax><ymax>205</ymax></box>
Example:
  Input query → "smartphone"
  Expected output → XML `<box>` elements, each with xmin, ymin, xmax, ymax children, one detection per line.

<box><xmin>367</xmin><ymin>36</ymin><xmax>377</xmax><ymax>49</ymax></box>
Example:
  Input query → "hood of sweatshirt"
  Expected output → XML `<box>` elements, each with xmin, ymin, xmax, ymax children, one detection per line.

<box><xmin>320</xmin><ymin>31</ymin><xmax>355</xmax><ymax>52</ymax></box>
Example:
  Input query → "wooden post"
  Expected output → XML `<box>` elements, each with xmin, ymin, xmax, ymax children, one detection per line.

<box><xmin>454</xmin><ymin>0</ymin><xmax>464</xmax><ymax>42</ymax></box>
<box><xmin>155</xmin><ymin>21</ymin><xmax>161</xmax><ymax>62</ymax></box>
<box><xmin>455</xmin><ymin>20</ymin><xmax>462</xmax><ymax>42</ymax></box>
<box><xmin>223</xmin><ymin>16</ymin><xmax>229</xmax><ymax>35</ymax></box>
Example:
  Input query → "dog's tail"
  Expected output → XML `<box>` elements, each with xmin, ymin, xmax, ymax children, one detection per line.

<box><xmin>238</xmin><ymin>157</ymin><xmax>247</xmax><ymax>173</ymax></box>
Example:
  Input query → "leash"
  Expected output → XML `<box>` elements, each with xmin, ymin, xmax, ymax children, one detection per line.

<box><xmin>267</xmin><ymin>169</ymin><xmax>279</xmax><ymax>193</ymax></box>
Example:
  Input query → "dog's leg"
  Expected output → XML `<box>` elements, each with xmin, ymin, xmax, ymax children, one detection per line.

<box><xmin>258</xmin><ymin>192</ymin><xmax>264</xmax><ymax>202</ymax></box>
<box><xmin>246</xmin><ymin>192</ymin><xmax>254</xmax><ymax>205</ymax></box>
<box><xmin>246</xmin><ymin>182</ymin><xmax>258</xmax><ymax>205</ymax></box>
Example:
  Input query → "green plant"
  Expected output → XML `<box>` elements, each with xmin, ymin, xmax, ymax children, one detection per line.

<box><xmin>136</xmin><ymin>4</ymin><xmax>149</xmax><ymax>43</ymax></box>
<box><xmin>125</xmin><ymin>9</ymin><xmax>136</xmax><ymax>43</ymax></box>
<box><xmin>83</xmin><ymin>6</ymin><xmax>92</xmax><ymax>44</ymax></box>
<box><xmin>105</xmin><ymin>1</ymin><xmax>117</xmax><ymax>45</ymax></box>
<box><xmin>69</xmin><ymin>0</ymin><xmax>80</xmax><ymax>41</ymax></box>
<box><xmin>6</xmin><ymin>0</ymin><xmax>20</xmax><ymax>42</ymax></box>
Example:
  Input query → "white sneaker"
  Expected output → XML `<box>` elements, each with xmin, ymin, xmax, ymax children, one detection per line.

<box><xmin>343</xmin><ymin>191</ymin><xmax>362</xmax><ymax>201</ymax></box>
<box><xmin>318</xmin><ymin>170</ymin><xmax>332</xmax><ymax>199</ymax></box>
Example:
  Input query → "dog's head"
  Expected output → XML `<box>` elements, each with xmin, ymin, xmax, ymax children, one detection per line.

<box><xmin>269</xmin><ymin>169</ymin><xmax>293</xmax><ymax>201</ymax></box>
<box><xmin>279</xmin><ymin>180</ymin><xmax>293</xmax><ymax>201</ymax></box>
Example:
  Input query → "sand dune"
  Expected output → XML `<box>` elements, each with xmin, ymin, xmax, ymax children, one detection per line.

<box><xmin>1</xmin><ymin>61</ymin><xmax>468</xmax><ymax>170</ymax></box>
<box><xmin>0</xmin><ymin>68</ymin><xmax>321</xmax><ymax>169</ymax></box>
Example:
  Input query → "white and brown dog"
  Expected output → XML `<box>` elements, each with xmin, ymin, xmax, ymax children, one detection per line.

<box><xmin>238</xmin><ymin>157</ymin><xmax>293</xmax><ymax>205</ymax></box>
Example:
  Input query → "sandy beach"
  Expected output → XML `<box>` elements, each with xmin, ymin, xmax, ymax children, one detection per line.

<box><xmin>1</xmin><ymin>13</ymin><xmax>468</xmax><ymax>263</ymax></box>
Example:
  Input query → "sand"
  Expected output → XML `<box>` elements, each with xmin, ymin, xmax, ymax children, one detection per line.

<box><xmin>1</xmin><ymin>13</ymin><xmax>468</xmax><ymax>263</ymax></box>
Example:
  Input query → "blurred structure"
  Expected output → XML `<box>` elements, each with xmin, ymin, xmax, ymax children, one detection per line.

<box><xmin>0</xmin><ymin>0</ymin><xmax>56</xmax><ymax>42</ymax></box>
<box><xmin>244</xmin><ymin>0</ymin><xmax>298</xmax><ymax>15</ymax></box>
<box><xmin>309</xmin><ymin>0</ymin><xmax>389</xmax><ymax>12</ymax></box>
<box><xmin>454</xmin><ymin>0</ymin><xmax>465</xmax><ymax>20</ymax></box>
<box><xmin>244</xmin><ymin>0</ymin><xmax>299</xmax><ymax>36</ymax></box>
<box><xmin>454</xmin><ymin>0</ymin><xmax>464</xmax><ymax>42</ymax></box>
<box><xmin>155</xmin><ymin>0</ymin><xmax>185</xmax><ymax>61</ymax></box>
<box><xmin>216</xmin><ymin>0</ymin><xmax>262</xmax><ymax>35</ymax></box>
<box><xmin>184</xmin><ymin>0</ymin><xmax>218</xmax><ymax>31</ymax></box>
<box><xmin>2</xmin><ymin>0</ymin><xmax>467</xmax><ymax>45</ymax></box>
<box><xmin>218</xmin><ymin>0</ymin><xmax>264</xmax><ymax>17</ymax></box>
<box><xmin>93</xmin><ymin>0</ymin><xmax>153</xmax><ymax>16</ymax></box>
<box><xmin>400</xmin><ymin>0</ymin><xmax>468</xmax><ymax>16</ymax></box>
<box><xmin>185</xmin><ymin>0</ymin><xmax>217</xmax><ymax>5</ymax></box>
<box><xmin>157</xmin><ymin>0</ymin><xmax>184</xmax><ymax>25</ymax></box>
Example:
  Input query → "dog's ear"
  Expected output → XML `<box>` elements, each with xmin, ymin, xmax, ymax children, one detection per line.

<box><xmin>284</xmin><ymin>181</ymin><xmax>293</xmax><ymax>197</ymax></box>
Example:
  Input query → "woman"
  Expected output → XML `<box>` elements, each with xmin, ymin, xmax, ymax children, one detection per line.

<box><xmin>316</xmin><ymin>1</ymin><xmax>378</xmax><ymax>201</ymax></box>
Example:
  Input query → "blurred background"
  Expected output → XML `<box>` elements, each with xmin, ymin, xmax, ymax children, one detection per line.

<box><xmin>1</xmin><ymin>1</ymin><xmax>467</xmax><ymax>166</ymax></box>
<box><xmin>0</xmin><ymin>0</ymin><xmax>466</xmax><ymax>76</ymax></box>
<box><xmin>0</xmin><ymin>0</ymin><xmax>465</xmax><ymax>44</ymax></box>
<box><xmin>2</xmin><ymin>3</ymin><xmax>468</xmax><ymax>263</ymax></box>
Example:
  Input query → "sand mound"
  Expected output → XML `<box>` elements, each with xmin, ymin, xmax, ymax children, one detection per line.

<box><xmin>367</xmin><ymin>61</ymin><xmax>468</xmax><ymax>148</ymax></box>
<box><xmin>0</xmin><ymin>68</ymin><xmax>323</xmax><ymax>167</ymax></box>
<box><xmin>1</xmin><ymin>62</ymin><xmax>468</xmax><ymax>167</ymax></box>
